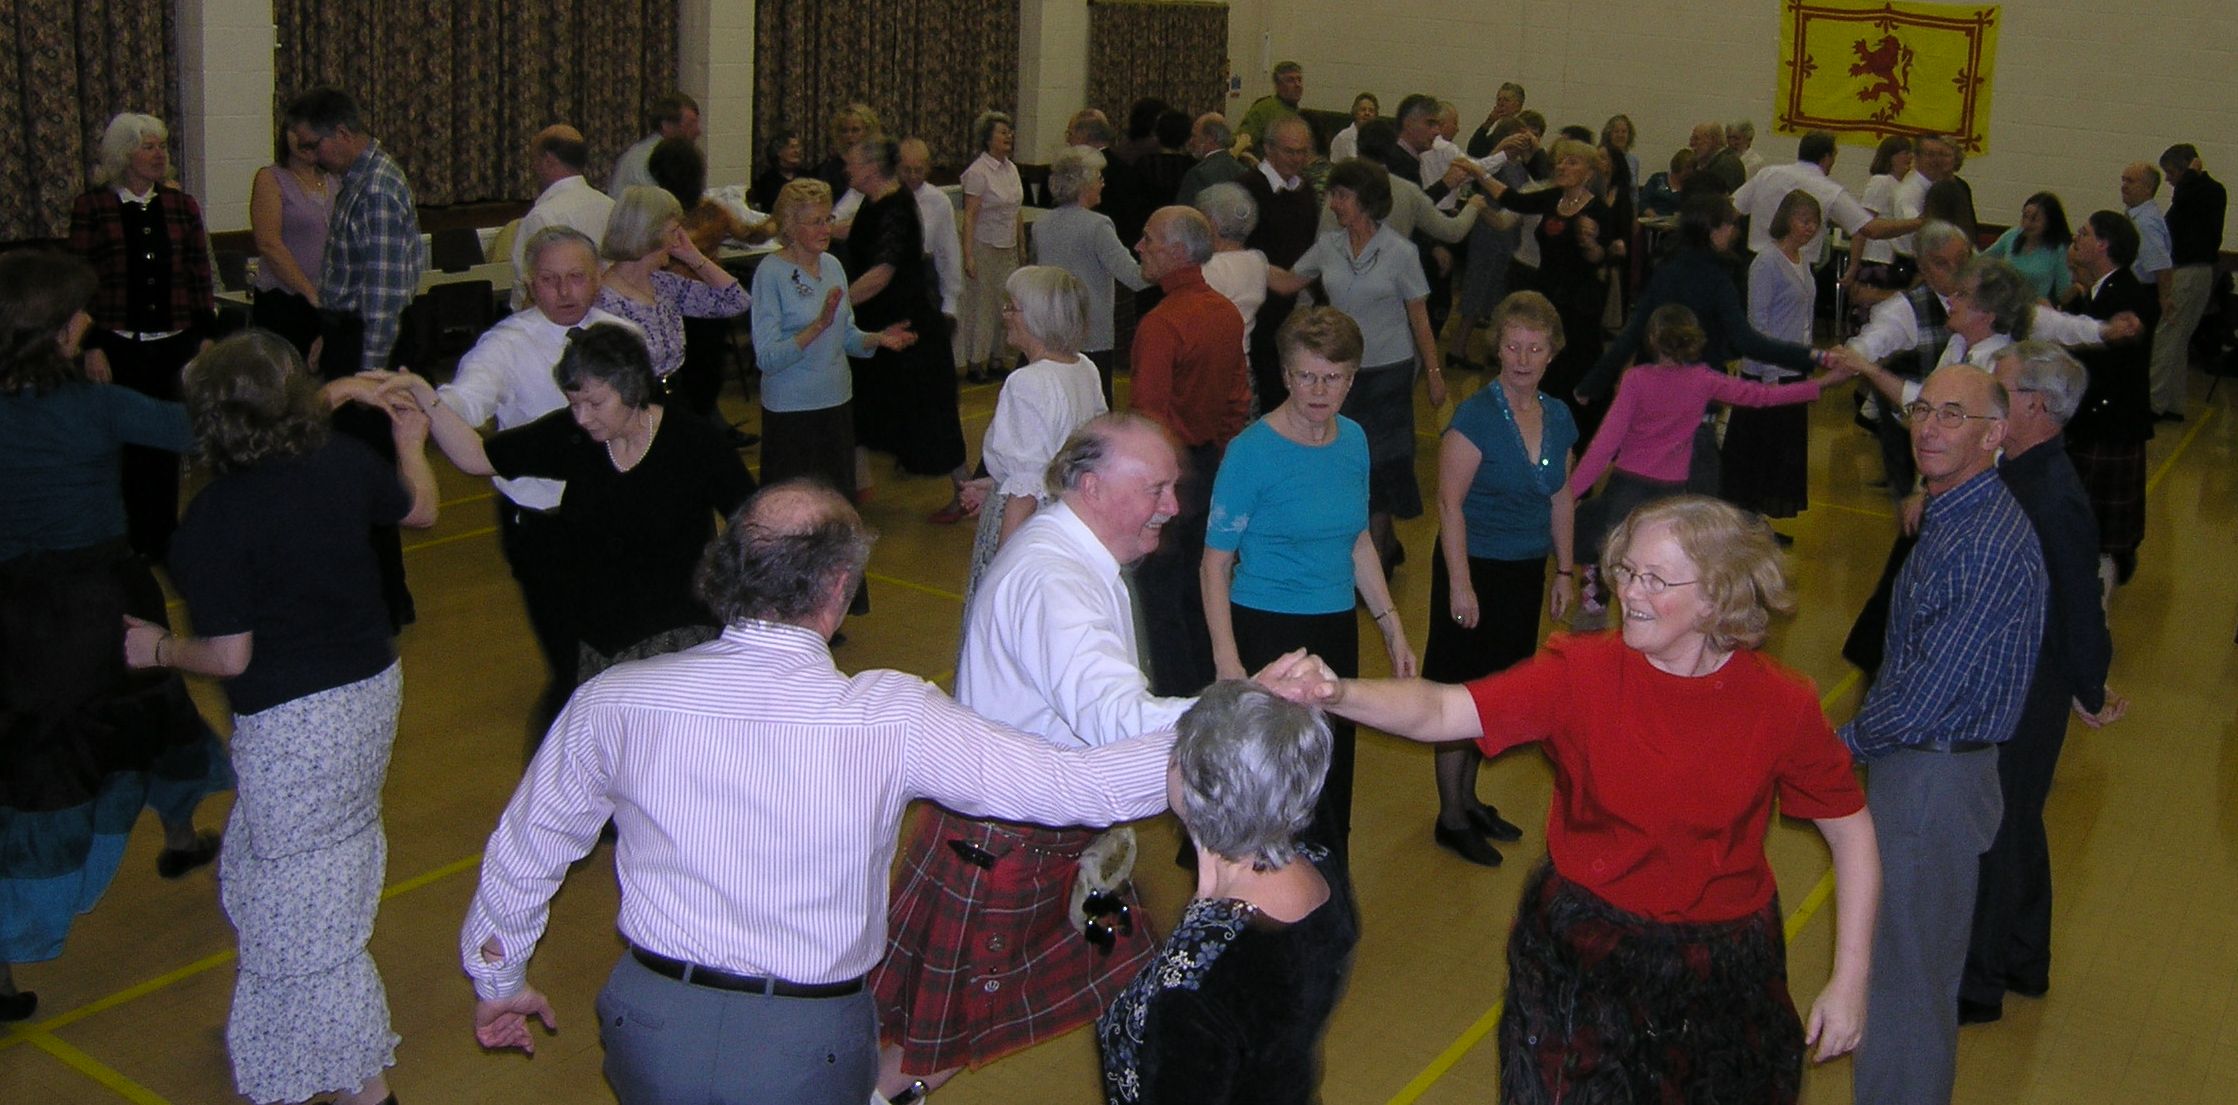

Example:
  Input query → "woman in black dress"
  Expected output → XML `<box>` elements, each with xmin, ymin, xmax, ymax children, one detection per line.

<box><xmin>840</xmin><ymin>137</ymin><xmax>967</xmax><ymax>521</ymax></box>
<box><xmin>384</xmin><ymin>324</ymin><xmax>756</xmax><ymax>677</ymax></box>
<box><xmin>1477</xmin><ymin>138</ymin><xmax>1612</xmax><ymax>421</ymax></box>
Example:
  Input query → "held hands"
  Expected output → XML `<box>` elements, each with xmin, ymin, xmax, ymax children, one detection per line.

<box><xmin>2101</xmin><ymin>312</ymin><xmax>2143</xmax><ymax>342</ymax></box>
<box><xmin>1804</xmin><ymin>972</ymin><xmax>1867</xmax><ymax>1063</ymax></box>
<box><xmin>474</xmin><ymin>988</ymin><xmax>558</xmax><ymax>1055</ymax></box>
<box><xmin>1251</xmin><ymin>648</ymin><xmax>1343</xmax><ymax>706</ymax></box>
<box><xmin>2074</xmin><ymin>689</ymin><xmax>2128</xmax><ymax>728</ymax></box>
<box><xmin>121</xmin><ymin>615</ymin><xmax>166</xmax><ymax>669</ymax></box>
<box><xmin>956</xmin><ymin>476</ymin><xmax>994</xmax><ymax>515</ymax></box>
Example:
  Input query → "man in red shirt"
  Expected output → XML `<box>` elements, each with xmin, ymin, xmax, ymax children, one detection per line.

<box><xmin>1130</xmin><ymin>205</ymin><xmax>1248</xmax><ymax>696</ymax></box>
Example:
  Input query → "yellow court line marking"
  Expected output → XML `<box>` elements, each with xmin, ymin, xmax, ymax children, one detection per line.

<box><xmin>1384</xmin><ymin>666</ymin><xmax>1862</xmax><ymax>1104</ymax></box>
<box><xmin>1817</xmin><ymin>499</ymin><xmax>1896</xmax><ymax>520</ymax></box>
<box><xmin>2144</xmin><ymin>406</ymin><xmax>2213</xmax><ymax>494</ymax></box>
<box><xmin>438</xmin><ymin>490</ymin><xmax>495</xmax><ymax>508</ymax></box>
<box><xmin>22</xmin><ymin>1032</ymin><xmax>171</xmax><ymax>1104</ymax></box>
<box><xmin>399</xmin><ymin>525</ymin><xmax>498</xmax><ymax>554</ymax></box>
<box><xmin>866</xmin><ymin>572</ymin><xmax>964</xmax><ymax>604</ymax></box>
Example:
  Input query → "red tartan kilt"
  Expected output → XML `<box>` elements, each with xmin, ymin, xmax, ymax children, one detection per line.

<box><xmin>870</xmin><ymin>805</ymin><xmax>1156</xmax><ymax>1073</ymax></box>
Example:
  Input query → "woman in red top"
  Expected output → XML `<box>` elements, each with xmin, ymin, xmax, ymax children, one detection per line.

<box><xmin>1267</xmin><ymin>495</ymin><xmax>1879</xmax><ymax>1104</ymax></box>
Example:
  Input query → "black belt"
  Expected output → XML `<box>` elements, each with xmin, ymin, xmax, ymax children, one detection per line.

<box><xmin>629</xmin><ymin>947</ymin><xmax>864</xmax><ymax>998</ymax></box>
<box><xmin>1916</xmin><ymin>738</ymin><xmax>1997</xmax><ymax>754</ymax></box>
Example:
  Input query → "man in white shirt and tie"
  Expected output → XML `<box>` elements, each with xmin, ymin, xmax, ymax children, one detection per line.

<box><xmin>459</xmin><ymin>481</ymin><xmax>1178</xmax><ymax>1105</ymax></box>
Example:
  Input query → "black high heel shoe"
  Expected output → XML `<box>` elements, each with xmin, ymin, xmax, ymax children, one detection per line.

<box><xmin>1433</xmin><ymin>821</ymin><xmax>1504</xmax><ymax>867</ymax></box>
<box><xmin>1466</xmin><ymin>804</ymin><xmax>1524</xmax><ymax>843</ymax></box>
<box><xmin>0</xmin><ymin>989</ymin><xmax>37</xmax><ymax>1022</ymax></box>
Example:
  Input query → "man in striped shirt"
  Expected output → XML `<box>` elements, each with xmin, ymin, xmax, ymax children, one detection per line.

<box><xmin>1842</xmin><ymin>364</ymin><xmax>2047</xmax><ymax>1105</ymax></box>
<box><xmin>459</xmin><ymin>482</ymin><xmax>1177</xmax><ymax>1105</ymax></box>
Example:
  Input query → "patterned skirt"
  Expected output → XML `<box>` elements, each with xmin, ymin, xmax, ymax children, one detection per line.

<box><xmin>1500</xmin><ymin>863</ymin><xmax>1802</xmax><ymax>1105</ymax></box>
<box><xmin>2067</xmin><ymin>439</ymin><xmax>2148</xmax><ymax>553</ymax></box>
<box><xmin>223</xmin><ymin>662</ymin><xmax>402</xmax><ymax>1104</ymax></box>
<box><xmin>870</xmin><ymin>806</ymin><xmax>1155</xmax><ymax>1073</ymax></box>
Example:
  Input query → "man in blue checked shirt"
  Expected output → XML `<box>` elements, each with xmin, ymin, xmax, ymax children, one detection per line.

<box><xmin>287</xmin><ymin>86</ymin><xmax>426</xmax><ymax>373</ymax></box>
<box><xmin>1842</xmin><ymin>363</ymin><xmax>2046</xmax><ymax>1105</ymax></box>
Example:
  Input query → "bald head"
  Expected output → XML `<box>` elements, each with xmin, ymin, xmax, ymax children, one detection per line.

<box><xmin>898</xmin><ymin>137</ymin><xmax>932</xmax><ymax>191</ymax></box>
<box><xmin>1051</xmin><ymin>413</ymin><xmax>1182</xmax><ymax>564</ymax></box>
<box><xmin>1190</xmin><ymin>113</ymin><xmax>1231</xmax><ymax>157</ymax></box>
<box><xmin>698</xmin><ymin>480</ymin><xmax>877</xmax><ymax>632</ymax></box>
<box><xmin>1911</xmin><ymin>364</ymin><xmax>2009</xmax><ymax>494</ymax></box>
<box><xmin>532</xmin><ymin>124</ymin><xmax>589</xmax><ymax>182</ymax></box>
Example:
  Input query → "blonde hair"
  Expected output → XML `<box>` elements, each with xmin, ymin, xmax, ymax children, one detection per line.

<box><xmin>1489</xmin><ymin>291</ymin><xmax>1565</xmax><ymax>355</ymax></box>
<box><xmin>1603</xmin><ymin>496</ymin><xmax>1793</xmax><ymax>652</ymax></box>
<box><xmin>773</xmin><ymin>178</ymin><xmax>834</xmax><ymax>245</ymax></box>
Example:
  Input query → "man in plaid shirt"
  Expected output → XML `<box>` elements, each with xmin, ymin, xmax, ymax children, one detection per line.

<box><xmin>287</xmin><ymin>87</ymin><xmax>425</xmax><ymax>372</ymax></box>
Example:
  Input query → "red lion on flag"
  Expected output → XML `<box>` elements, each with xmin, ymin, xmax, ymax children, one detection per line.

<box><xmin>1849</xmin><ymin>33</ymin><xmax>1916</xmax><ymax>119</ymax></box>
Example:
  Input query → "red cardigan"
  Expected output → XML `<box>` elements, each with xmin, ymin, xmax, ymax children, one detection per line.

<box><xmin>1467</xmin><ymin>632</ymin><xmax>1863</xmax><ymax>922</ymax></box>
<box><xmin>67</xmin><ymin>185</ymin><xmax>217</xmax><ymax>341</ymax></box>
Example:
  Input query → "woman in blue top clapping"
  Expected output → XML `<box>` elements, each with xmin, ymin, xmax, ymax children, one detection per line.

<box><xmin>1203</xmin><ymin>307</ymin><xmax>1415</xmax><ymax>851</ymax></box>
<box><xmin>1421</xmin><ymin>291</ymin><xmax>1579</xmax><ymax>867</ymax></box>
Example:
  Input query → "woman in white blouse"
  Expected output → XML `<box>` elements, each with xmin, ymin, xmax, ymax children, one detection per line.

<box><xmin>959</xmin><ymin>266</ymin><xmax>1107</xmax><ymax>610</ymax></box>
<box><xmin>958</xmin><ymin>110</ymin><xmax>1024</xmax><ymax>384</ymax></box>
<box><xmin>1194</xmin><ymin>182</ymin><xmax>1269</xmax><ymax>409</ymax></box>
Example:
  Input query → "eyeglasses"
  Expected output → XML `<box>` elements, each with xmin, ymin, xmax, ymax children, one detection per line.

<box><xmin>1608</xmin><ymin>563</ymin><xmax>1697</xmax><ymax>595</ymax></box>
<box><xmin>1901</xmin><ymin>401</ymin><xmax>2002</xmax><ymax>429</ymax></box>
<box><xmin>1285</xmin><ymin>368</ymin><xmax>1352</xmax><ymax>391</ymax></box>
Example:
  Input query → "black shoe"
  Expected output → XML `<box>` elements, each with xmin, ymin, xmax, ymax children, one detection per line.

<box><xmin>157</xmin><ymin>830</ymin><xmax>222</xmax><ymax>879</ymax></box>
<box><xmin>1433</xmin><ymin>821</ymin><xmax>1504</xmax><ymax>867</ymax></box>
<box><xmin>723</xmin><ymin>427</ymin><xmax>760</xmax><ymax>448</ymax></box>
<box><xmin>0</xmin><ymin>989</ymin><xmax>36</xmax><ymax>1022</ymax></box>
<box><xmin>2153</xmin><ymin>410</ymin><xmax>2185</xmax><ymax>423</ymax></box>
<box><xmin>1466</xmin><ymin>805</ymin><xmax>1525</xmax><ymax>843</ymax></box>
<box><xmin>1958</xmin><ymin>997</ymin><xmax>2003</xmax><ymax>1024</ymax></box>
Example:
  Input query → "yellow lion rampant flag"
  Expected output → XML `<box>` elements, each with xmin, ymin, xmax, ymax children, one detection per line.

<box><xmin>1778</xmin><ymin>0</ymin><xmax>2000</xmax><ymax>153</ymax></box>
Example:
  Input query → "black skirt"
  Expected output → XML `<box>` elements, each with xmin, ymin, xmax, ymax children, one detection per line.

<box><xmin>1423</xmin><ymin>542</ymin><xmax>1545</xmax><ymax>684</ymax></box>
<box><xmin>1501</xmin><ymin>863</ymin><xmax>1803</xmax><ymax>1105</ymax></box>
<box><xmin>760</xmin><ymin>401</ymin><xmax>857</xmax><ymax>497</ymax></box>
<box><xmin>1719</xmin><ymin>403</ymin><xmax>1810</xmax><ymax>519</ymax></box>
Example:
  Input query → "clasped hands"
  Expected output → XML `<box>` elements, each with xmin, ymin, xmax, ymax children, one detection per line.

<box><xmin>1252</xmin><ymin>649</ymin><xmax>1346</xmax><ymax>707</ymax></box>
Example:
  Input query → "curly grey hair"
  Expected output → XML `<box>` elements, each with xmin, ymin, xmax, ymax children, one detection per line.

<box><xmin>1172</xmin><ymin>681</ymin><xmax>1331</xmax><ymax>870</ymax></box>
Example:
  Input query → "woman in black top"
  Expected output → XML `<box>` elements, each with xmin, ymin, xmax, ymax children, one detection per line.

<box><xmin>127</xmin><ymin>329</ymin><xmax>437</xmax><ymax>1105</ymax></box>
<box><xmin>1098</xmin><ymin>681</ymin><xmax>1358</xmax><ymax>1105</ymax></box>
<box><xmin>387</xmin><ymin>324</ymin><xmax>756</xmax><ymax>677</ymax></box>
<box><xmin>748</xmin><ymin>128</ymin><xmax>804</xmax><ymax>214</ymax></box>
<box><xmin>1477</xmin><ymin>138</ymin><xmax>1613</xmax><ymax>414</ymax></box>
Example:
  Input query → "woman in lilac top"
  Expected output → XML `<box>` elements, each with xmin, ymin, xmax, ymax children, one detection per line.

<box><xmin>1571</xmin><ymin>305</ymin><xmax>1849</xmax><ymax>606</ymax></box>
<box><xmin>596</xmin><ymin>186</ymin><xmax>748</xmax><ymax>387</ymax></box>
<box><xmin>248</xmin><ymin>115</ymin><xmax>338</xmax><ymax>356</ymax></box>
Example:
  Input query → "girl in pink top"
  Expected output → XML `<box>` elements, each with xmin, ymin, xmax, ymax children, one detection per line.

<box><xmin>1571</xmin><ymin>305</ymin><xmax>1849</xmax><ymax>612</ymax></box>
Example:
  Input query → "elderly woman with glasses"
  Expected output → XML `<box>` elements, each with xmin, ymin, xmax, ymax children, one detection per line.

<box><xmin>125</xmin><ymin>330</ymin><xmax>438</xmax><ymax>1105</ymax></box>
<box><xmin>1203</xmin><ymin>308</ymin><xmax>1415</xmax><ymax>850</ymax></box>
<box><xmin>382</xmin><ymin>324</ymin><xmax>757</xmax><ymax>678</ymax></box>
<box><xmin>1032</xmin><ymin>145</ymin><xmax>1148</xmax><ymax>407</ymax></box>
<box><xmin>957</xmin><ymin>266</ymin><xmax>1107</xmax><ymax>609</ymax></box>
<box><xmin>595</xmin><ymin>185</ymin><xmax>749</xmax><ymax>385</ymax></box>
<box><xmin>1096</xmin><ymin>680</ymin><xmax>1357</xmax><ymax>1105</ymax></box>
<box><xmin>1264</xmin><ymin>495</ymin><xmax>1881</xmax><ymax>1105</ymax></box>
<box><xmin>68</xmin><ymin>113</ymin><xmax>220</xmax><ymax>561</ymax></box>
<box><xmin>1266</xmin><ymin>158</ymin><xmax>1447</xmax><ymax>573</ymax></box>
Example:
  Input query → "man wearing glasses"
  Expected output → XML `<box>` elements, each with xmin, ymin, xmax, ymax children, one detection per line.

<box><xmin>1839</xmin><ymin>364</ymin><xmax>2047</xmax><ymax>1105</ymax></box>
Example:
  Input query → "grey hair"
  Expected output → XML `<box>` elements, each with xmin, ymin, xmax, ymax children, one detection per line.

<box><xmin>1045</xmin><ymin>411</ymin><xmax>1166</xmax><ymax>498</ymax></box>
<box><xmin>696</xmin><ymin>481</ymin><xmax>878</xmax><ymax>626</ymax></box>
<box><xmin>1155</xmin><ymin>206</ymin><xmax>1215</xmax><ymax>265</ymax></box>
<box><xmin>973</xmin><ymin>110</ymin><xmax>1014</xmax><ymax>154</ymax></box>
<box><xmin>1195</xmin><ymin>181</ymin><xmax>1258</xmax><ymax>242</ymax></box>
<box><xmin>1048</xmin><ymin>145</ymin><xmax>1107</xmax><ymax>206</ymax></box>
<box><xmin>96</xmin><ymin>113</ymin><xmax>168</xmax><ymax>188</ymax></box>
<box><xmin>1958</xmin><ymin>256</ymin><xmax>2035</xmax><ymax>338</ymax></box>
<box><xmin>1003</xmin><ymin>265</ymin><xmax>1088</xmax><ymax>357</ymax></box>
<box><xmin>602</xmin><ymin>185</ymin><xmax>685</xmax><ymax>261</ymax></box>
<box><xmin>524</xmin><ymin>225</ymin><xmax>599</xmax><ymax>272</ymax></box>
<box><xmin>1729</xmin><ymin>119</ymin><xmax>1756</xmax><ymax>140</ymax></box>
<box><xmin>1914</xmin><ymin>219</ymin><xmax>1973</xmax><ymax>259</ymax></box>
<box><xmin>1996</xmin><ymin>340</ymin><xmax>2089</xmax><ymax>424</ymax></box>
<box><xmin>1172</xmin><ymin>681</ymin><xmax>1331</xmax><ymax>869</ymax></box>
<box><xmin>1197</xmin><ymin>116</ymin><xmax>1233</xmax><ymax>149</ymax></box>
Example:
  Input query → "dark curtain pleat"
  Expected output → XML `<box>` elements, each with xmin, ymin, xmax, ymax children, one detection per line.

<box><xmin>272</xmin><ymin>0</ymin><xmax>679</xmax><ymax>206</ymax></box>
<box><xmin>753</xmin><ymin>0</ymin><xmax>1020</xmax><ymax>178</ymax></box>
<box><xmin>1087</xmin><ymin>1</ymin><xmax>1228</xmax><ymax>128</ymax></box>
<box><xmin>0</xmin><ymin>0</ymin><xmax>181</xmax><ymax>240</ymax></box>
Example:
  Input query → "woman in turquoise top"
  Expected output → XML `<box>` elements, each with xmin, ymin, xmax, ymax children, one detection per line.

<box><xmin>1204</xmin><ymin>308</ymin><xmax>1415</xmax><ymax>851</ymax></box>
<box><xmin>1422</xmin><ymin>292</ymin><xmax>1579</xmax><ymax>867</ymax></box>
<box><xmin>1984</xmin><ymin>192</ymin><xmax>2075</xmax><ymax>305</ymax></box>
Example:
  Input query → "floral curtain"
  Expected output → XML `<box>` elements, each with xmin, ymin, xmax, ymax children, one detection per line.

<box><xmin>275</xmin><ymin>0</ymin><xmax>678</xmax><ymax>205</ymax></box>
<box><xmin>753</xmin><ymin>0</ymin><xmax>1019</xmax><ymax>177</ymax></box>
<box><xmin>0</xmin><ymin>0</ymin><xmax>180</xmax><ymax>241</ymax></box>
<box><xmin>1086</xmin><ymin>1</ymin><xmax>1228</xmax><ymax>127</ymax></box>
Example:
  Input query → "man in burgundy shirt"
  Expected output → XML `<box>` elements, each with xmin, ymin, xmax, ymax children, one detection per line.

<box><xmin>1241</xmin><ymin>115</ymin><xmax>1320</xmax><ymax>409</ymax></box>
<box><xmin>1130</xmin><ymin>206</ymin><xmax>1248</xmax><ymax>696</ymax></box>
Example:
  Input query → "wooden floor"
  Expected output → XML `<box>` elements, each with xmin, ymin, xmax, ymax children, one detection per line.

<box><xmin>4</xmin><ymin>357</ymin><xmax>2234</xmax><ymax>1105</ymax></box>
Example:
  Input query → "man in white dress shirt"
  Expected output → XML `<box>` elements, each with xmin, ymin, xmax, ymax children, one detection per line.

<box><xmin>510</xmin><ymin>125</ymin><xmax>615</xmax><ymax>307</ymax></box>
<box><xmin>461</xmin><ymin>481</ymin><xmax>1176</xmax><ymax>1105</ymax></box>
<box><xmin>870</xmin><ymin>411</ymin><xmax>1195</xmax><ymax>1101</ymax></box>
<box><xmin>1734</xmin><ymin>130</ymin><xmax>1918</xmax><ymax>258</ymax></box>
<box><xmin>899</xmin><ymin>137</ymin><xmax>963</xmax><ymax>322</ymax></box>
<box><xmin>437</xmin><ymin>227</ymin><xmax>639</xmax><ymax>743</ymax></box>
